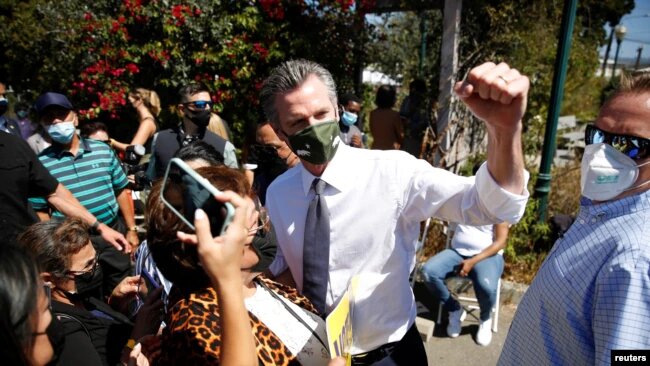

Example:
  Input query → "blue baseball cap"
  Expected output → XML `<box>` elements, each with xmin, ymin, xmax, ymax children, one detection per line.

<box><xmin>34</xmin><ymin>92</ymin><xmax>74</xmax><ymax>114</ymax></box>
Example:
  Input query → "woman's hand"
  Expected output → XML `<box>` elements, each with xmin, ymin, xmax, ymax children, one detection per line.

<box><xmin>458</xmin><ymin>259</ymin><xmax>476</xmax><ymax>277</ymax></box>
<box><xmin>109</xmin><ymin>275</ymin><xmax>143</xmax><ymax>312</ymax></box>
<box><xmin>127</xmin><ymin>343</ymin><xmax>148</xmax><ymax>366</ymax></box>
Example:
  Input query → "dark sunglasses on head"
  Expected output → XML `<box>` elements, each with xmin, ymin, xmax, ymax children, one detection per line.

<box><xmin>183</xmin><ymin>101</ymin><xmax>213</xmax><ymax>110</ymax></box>
<box><xmin>585</xmin><ymin>124</ymin><xmax>650</xmax><ymax>160</ymax></box>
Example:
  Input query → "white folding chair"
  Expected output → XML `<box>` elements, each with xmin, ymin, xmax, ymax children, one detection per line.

<box><xmin>435</xmin><ymin>223</ymin><xmax>501</xmax><ymax>333</ymax></box>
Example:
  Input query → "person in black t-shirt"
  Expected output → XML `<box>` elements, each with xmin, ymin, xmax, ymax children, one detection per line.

<box><xmin>0</xmin><ymin>133</ymin><xmax>129</xmax><ymax>249</ymax></box>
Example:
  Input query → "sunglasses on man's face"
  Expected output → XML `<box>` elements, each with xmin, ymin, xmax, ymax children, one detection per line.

<box><xmin>183</xmin><ymin>101</ymin><xmax>213</xmax><ymax>110</ymax></box>
<box><xmin>585</xmin><ymin>124</ymin><xmax>650</xmax><ymax>160</ymax></box>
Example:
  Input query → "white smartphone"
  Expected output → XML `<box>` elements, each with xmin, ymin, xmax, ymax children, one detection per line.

<box><xmin>160</xmin><ymin>158</ymin><xmax>234</xmax><ymax>235</ymax></box>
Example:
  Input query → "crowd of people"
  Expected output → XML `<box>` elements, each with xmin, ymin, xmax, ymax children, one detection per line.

<box><xmin>0</xmin><ymin>58</ymin><xmax>648</xmax><ymax>366</ymax></box>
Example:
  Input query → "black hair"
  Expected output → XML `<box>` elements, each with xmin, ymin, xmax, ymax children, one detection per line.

<box><xmin>174</xmin><ymin>140</ymin><xmax>225</xmax><ymax>166</ymax></box>
<box><xmin>410</xmin><ymin>79</ymin><xmax>427</xmax><ymax>94</ymax></box>
<box><xmin>375</xmin><ymin>85</ymin><xmax>396</xmax><ymax>109</ymax></box>
<box><xmin>178</xmin><ymin>83</ymin><xmax>211</xmax><ymax>104</ymax></box>
<box><xmin>79</xmin><ymin>121</ymin><xmax>109</xmax><ymax>139</ymax></box>
<box><xmin>0</xmin><ymin>244</ymin><xmax>41</xmax><ymax>365</ymax></box>
<box><xmin>339</xmin><ymin>93</ymin><xmax>361</xmax><ymax>107</ymax></box>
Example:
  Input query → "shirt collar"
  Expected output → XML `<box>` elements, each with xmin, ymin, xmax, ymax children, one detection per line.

<box><xmin>299</xmin><ymin>142</ymin><xmax>355</xmax><ymax>196</ymax></box>
<box><xmin>580</xmin><ymin>189</ymin><xmax>650</xmax><ymax>219</ymax></box>
<box><xmin>50</xmin><ymin>134</ymin><xmax>91</xmax><ymax>157</ymax></box>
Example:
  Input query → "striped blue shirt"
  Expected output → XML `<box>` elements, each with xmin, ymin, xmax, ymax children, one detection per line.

<box><xmin>133</xmin><ymin>240</ymin><xmax>172</xmax><ymax>316</ymax></box>
<box><xmin>499</xmin><ymin>190</ymin><xmax>650</xmax><ymax>366</ymax></box>
<box><xmin>29</xmin><ymin>136</ymin><xmax>128</xmax><ymax>224</ymax></box>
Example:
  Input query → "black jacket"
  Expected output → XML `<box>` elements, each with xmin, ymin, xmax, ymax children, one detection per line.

<box><xmin>52</xmin><ymin>298</ymin><xmax>133</xmax><ymax>366</ymax></box>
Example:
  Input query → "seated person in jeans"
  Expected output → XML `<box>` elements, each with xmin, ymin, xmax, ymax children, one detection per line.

<box><xmin>421</xmin><ymin>163</ymin><xmax>509</xmax><ymax>346</ymax></box>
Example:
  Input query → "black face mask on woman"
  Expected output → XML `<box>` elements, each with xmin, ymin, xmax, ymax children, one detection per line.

<box><xmin>249</xmin><ymin>224</ymin><xmax>278</xmax><ymax>273</ymax></box>
<box><xmin>59</xmin><ymin>265</ymin><xmax>104</xmax><ymax>303</ymax></box>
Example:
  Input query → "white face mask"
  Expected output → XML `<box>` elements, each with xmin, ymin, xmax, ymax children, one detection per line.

<box><xmin>581</xmin><ymin>143</ymin><xmax>650</xmax><ymax>201</ymax></box>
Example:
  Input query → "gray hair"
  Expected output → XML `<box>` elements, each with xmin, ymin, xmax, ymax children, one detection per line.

<box><xmin>260</xmin><ymin>59</ymin><xmax>338</xmax><ymax>128</ymax></box>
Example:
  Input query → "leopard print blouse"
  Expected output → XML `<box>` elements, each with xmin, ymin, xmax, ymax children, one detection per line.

<box><xmin>157</xmin><ymin>276</ymin><xmax>320</xmax><ymax>365</ymax></box>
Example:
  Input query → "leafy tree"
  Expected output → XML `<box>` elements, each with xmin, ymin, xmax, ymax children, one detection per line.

<box><xmin>0</xmin><ymin>0</ymin><xmax>375</xmax><ymax>146</ymax></box>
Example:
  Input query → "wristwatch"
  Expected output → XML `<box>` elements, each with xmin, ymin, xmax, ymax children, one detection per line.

<box><xmin>91</xmin><ymin>220</ymin><xmax>101</xmax><ymax>232</ymax></box>
<box><xmin>128</xmin><ymin>226</ymin><xmax>138</xmax><ymax>232</ymax></box>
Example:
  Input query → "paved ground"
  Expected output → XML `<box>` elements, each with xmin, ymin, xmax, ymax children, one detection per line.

<box><xmin>412</xmin><ymin>282</ymin><xmax>518</xmax><ymax>366</ymax></box>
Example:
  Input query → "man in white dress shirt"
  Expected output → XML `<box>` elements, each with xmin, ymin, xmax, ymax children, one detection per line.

<box><xmin>260</xmin><ymin>59</ymin><xmax>530</xmax><ymax>365</ymax></box>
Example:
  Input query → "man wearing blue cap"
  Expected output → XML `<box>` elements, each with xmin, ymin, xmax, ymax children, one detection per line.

<box><xmin>30</xmin><ymin>92</ymin><xmax>138</xmax><ymax>292</ymax></box>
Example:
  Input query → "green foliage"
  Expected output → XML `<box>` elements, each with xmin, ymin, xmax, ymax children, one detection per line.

<box><xmin>0</xmin><ymin>0</ymin><xmax>374</xmax><ymax>146</ymax></box>
<box><xmin>366</xmin><ymin>10</ymin><xmax>442</xmax><ymax>96</ymax></box>
<box><xmin>503</xmin><ymin>196</ymin><xmax>551</xmax><ymax>282</ymax></box>
<box><xmin>504</xmin><ymin>197</ymin><xmax>550</xmax><ymax>260</ymax></box>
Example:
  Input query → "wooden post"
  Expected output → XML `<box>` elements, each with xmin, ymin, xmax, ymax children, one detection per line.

<box><xmin>435</xmin><ymin>0</ymin><xmax>462</xmax><ymax>168</ymax></box>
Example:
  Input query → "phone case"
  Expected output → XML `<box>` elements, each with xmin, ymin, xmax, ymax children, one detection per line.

<box><xmin>160</xmin><ymin>158</ymin><xmax>235</xmax><ymax>235</ymax></box>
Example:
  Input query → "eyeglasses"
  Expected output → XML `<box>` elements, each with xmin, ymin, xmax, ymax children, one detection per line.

<box><xmin>63</xmin><ymin>253</ymin><xmax>99</xmax><ymax>278</ymax></box>
<box><xmin>183</xmin><ymin>100</ymin><xmax>213</xmax><ymax>110</ymax></box>
<box><xmin>248</xmin><ymin>206</ymin><xmax>270</xmax><ymax>234</ymax></box>
<box><xmin>585</xmin><ymin>124</ymin><xmax>650</xmax><ymax>160</ymax></box>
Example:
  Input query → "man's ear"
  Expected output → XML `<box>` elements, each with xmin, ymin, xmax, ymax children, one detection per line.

<box><xmin>177</xmin><ymin>104</ymin><xmax>185</xmax><ymax>117</ymax></box>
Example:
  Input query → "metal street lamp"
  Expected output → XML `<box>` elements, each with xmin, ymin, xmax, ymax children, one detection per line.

<box><xmin>601</xmin><ymin>24</ymin><xmax>616</xmax><ymax>77</ymax></box>
<box><xmin>635</xmin><ymin>45</ymin><xmax>644</xmax><ymax>70</ymax></box>
<box><xmin>612</xmin><ymin>24</ymin><xmax>627</xmax><ymax>79</ymax></box>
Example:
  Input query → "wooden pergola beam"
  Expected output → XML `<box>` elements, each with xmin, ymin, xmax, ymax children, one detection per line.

<box><xmin>365</xmin><ymin>0</ymin><xmax>443</xmax><ymax>14</ymax></box>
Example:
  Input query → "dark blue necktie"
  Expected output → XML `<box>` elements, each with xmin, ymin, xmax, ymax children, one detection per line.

<box><xmin>302</xmin><ymin>178</ymin><xmax>330</xmax><ymax>314</ymax></box>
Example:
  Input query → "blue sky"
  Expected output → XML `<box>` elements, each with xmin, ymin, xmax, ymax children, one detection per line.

<box><xmin>599</xmin><ymin>0</ymin><xmax>650</xmax><ymax>61</ymax></box>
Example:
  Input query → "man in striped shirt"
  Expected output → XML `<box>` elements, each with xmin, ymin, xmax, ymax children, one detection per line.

<box><xmin>30</xmin><ymin>92</ymin><xmax>138</xmax><ymax>291</ymax></box>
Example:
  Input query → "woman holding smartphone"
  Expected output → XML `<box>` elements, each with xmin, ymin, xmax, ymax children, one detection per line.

<box><xmin>148</xmin><ymin>165</ymin><xmax>331</xmax><ymax>365</ymax></box>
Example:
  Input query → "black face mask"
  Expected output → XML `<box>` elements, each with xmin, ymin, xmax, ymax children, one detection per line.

<box><xmin>184</xmin><ymin>108</ymin><xmax>211</xmax><ymax>128</ymax></box>
<box><xmin>60</xmin><ymin>265</ymin><xmax>104</xmax><ymax>302</ymax></box>
<box><xmin>74</xmin><ymin>264</ymin><xmax>103</xmax><ymax>296</ymax></box>
<box><xmin>251</xmin><ymin>144</ymin><xmax>288</xmax><ymax>169</ymax></box>
<box><xmin>249</xmin><ymin>224</ymin><xmax>278</xmax><ymax>273</ymax></box>
<box><xmin>45</xmin><ymin>315</ymin><xmax>66</xmax><ymax>365</ymax></box>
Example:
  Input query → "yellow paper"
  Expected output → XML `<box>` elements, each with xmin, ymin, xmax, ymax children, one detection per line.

<box><xmin>325</xmin><ymin>276</ymin><xmax>358</xmax><ymax>366</ymax></box>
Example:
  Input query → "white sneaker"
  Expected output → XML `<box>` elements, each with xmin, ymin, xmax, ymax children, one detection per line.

<box><xmin>446</xmin><ymin>308</ymin><xmax>466</xmax><ymax>338</ymax></box>
<box><xmin>476</xmin><ymin>317</ymin><xmax>493</xmax><ymax>346</ymax></box>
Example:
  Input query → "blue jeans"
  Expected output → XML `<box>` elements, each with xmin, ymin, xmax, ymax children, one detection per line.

<box><xmin>421</xmin><ymin>248</ymin><xmax>504</xmax><ymax>321</ymax></box>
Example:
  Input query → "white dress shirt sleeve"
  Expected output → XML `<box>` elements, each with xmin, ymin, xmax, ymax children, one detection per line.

<box><xmin>401</xmin><ymin>160</ymin><xmax>529</xmax><ymax>225</ymax></box>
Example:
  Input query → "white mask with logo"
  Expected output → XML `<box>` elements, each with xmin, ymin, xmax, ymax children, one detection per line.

<box><xmin>581</xmin><ymin>143</ymin><xmax>650</xmax><ymax>201</ymax></box>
